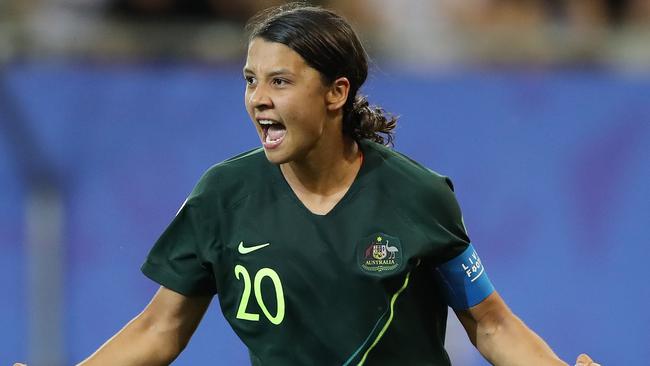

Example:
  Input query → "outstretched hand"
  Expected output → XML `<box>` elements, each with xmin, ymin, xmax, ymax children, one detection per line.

<box><xmin>576</xmin><ymin>353</ymin><xmax>601</xmax><ymax>366</ymax></box>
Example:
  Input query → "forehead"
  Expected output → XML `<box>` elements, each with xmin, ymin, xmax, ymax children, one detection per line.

<box><xmin>244</xmin><ymin>38</ymin><xmax>310</xmax><ymax>74</ymax></box>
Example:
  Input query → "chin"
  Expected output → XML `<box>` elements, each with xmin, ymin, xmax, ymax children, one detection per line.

<box><xmin>263</xmin><ymin>149</ymin><xmax>291</xmax><ymax>165</ymax></box>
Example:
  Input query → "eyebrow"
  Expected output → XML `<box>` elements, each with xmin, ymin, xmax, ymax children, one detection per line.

<box><xmin>242</xmin><ymin>68</ymin><xmax>295</xmax><ymax>77</ymax></box>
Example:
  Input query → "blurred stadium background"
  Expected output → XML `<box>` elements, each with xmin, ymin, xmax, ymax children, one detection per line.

<box><xmin>1</xmin><ymin>0</ymin><xmax>649</xmax><ymax>365</ymax></box>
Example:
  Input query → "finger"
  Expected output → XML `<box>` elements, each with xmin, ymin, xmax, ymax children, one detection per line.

<box><xmin>575</xmin><ymin>353</ymin><xmax>597</xmax><ymax>366</ymax></box>
<box><xmin>576</xmin><ymin>353</ymin><xmax>593</xmax><ymax>363</ymax></box>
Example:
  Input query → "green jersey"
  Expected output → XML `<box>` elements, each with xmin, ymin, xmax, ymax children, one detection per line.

<box><xmin>142</xmin><ymin>139</ymin><xmax>471</xmax><ymax>365</ymax></box>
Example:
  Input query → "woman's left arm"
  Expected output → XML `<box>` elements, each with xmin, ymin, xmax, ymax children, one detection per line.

<box><xmin>455</xmin><ymin>291</ymin><xmax>592</xmax><ymax>366</ymax></box>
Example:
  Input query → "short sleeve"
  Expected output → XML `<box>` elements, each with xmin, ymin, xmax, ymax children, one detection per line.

<box><xmin>141</xmin><ymin>198</ymin><xmax>218</xmax><ymax>296</ymax></box>
<box><xmin>428</xmin><ymin>177</ymin><xmax>496</xmax><ymax>309</ymax></box>
<box><xmin>425</xmin><ymin>176</ymin><xmax>472</xmax><ymax>265</ymax></box>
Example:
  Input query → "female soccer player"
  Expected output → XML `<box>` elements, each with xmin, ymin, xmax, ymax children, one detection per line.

<box><xmin>16</xmin><ymin>3</ymin><xmax>599</xmax><ymax>366</ymax></box>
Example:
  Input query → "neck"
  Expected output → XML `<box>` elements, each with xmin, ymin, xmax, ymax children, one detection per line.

<box><xmin>280</xmin><ymin>136</ymin><xmax>362</xmax><ymax>196</ymax></box>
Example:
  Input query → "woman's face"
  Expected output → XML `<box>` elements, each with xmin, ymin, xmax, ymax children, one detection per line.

<box><xmin>243</xmin><ymin>38</ymin><xmax>333</xmax><ymax>164</ymax></box>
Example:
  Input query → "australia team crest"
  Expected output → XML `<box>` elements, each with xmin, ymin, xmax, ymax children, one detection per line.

<box><xmin>357</xmin><ymin>233</ymin><xmax>403</xmax><ymax>274</ymax></box>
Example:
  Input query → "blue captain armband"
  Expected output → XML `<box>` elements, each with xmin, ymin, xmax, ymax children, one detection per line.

<box><xmin>434</xmin><ymin>244</ymin><xmax>495</xmax><ymax>310</ymax></box>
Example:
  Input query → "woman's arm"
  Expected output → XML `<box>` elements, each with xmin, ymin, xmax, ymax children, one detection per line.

<box><xmin>455</xmin><ymin>291</ymin><xmax>566</xmax><ymax>366</ymax></box>
<box><xmin>76</xmin><ymin>286</ymin><xmax>212</xmax><ymax>366</ymax></box>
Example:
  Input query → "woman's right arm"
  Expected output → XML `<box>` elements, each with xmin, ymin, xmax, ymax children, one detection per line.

<box><xmin>76</xmin><ymin>286</ymin><xmax>212</xmax><ymax>365</ymax></box>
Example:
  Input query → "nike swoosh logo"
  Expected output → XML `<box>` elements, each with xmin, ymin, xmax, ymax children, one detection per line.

<box><xmin>238</xmin><ymin>241</ymin><xmax>270</xmax><ymax>254</ymax></box>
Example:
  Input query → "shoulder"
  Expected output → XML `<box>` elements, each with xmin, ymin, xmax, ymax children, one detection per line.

<box><xmin>363</xmin><ymin>141</ymin><xmax>470</xmax><ymax>256</ymax></box>
<box><xmin>362</xmin><ymin>140</ymin><xmax>465</xmax><ymax>231</ymax></box>
<box><xmin>188</xmin><ymin>147</ymin><xmax>268</xmax><ymax>206</ymax></box>
<box><xmin>363</xmin><ymin>140</ymin><xmax>455</xmax><ymax>200</ymax></box>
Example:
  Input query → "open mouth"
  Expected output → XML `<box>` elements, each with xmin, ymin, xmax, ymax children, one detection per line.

<box><xmin>259</xmin><ymin>119</ymin><xmax>287</xmax><ymax>149</ymax></box>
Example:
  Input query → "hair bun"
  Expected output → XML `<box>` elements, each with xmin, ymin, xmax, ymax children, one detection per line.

<box><xmin>345</xmin><ymin>95</ymin><xmax>397</xmax><ymax>146</ymax></box>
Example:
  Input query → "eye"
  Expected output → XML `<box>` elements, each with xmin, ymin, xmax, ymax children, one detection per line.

<box><xmin>244</xmin><ymin>76</ymin><xmax>256</xmax><ymax>86</ymax></box>
<box><xmin>271</xmin><ymin>78</ymin><xmax>288</xmax><ymax>87</ymax></box>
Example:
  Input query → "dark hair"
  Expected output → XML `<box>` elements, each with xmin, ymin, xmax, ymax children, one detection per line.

<box><xmin>245</xmin><ymin>2</ymin><xmax>397</xmax><ymax>145</ymax></box>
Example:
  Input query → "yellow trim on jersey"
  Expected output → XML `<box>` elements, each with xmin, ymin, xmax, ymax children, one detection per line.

<box><xmin>356</xmin><ymin>271</ymin><xmax>413</xmax><ymax>366</ymax></box>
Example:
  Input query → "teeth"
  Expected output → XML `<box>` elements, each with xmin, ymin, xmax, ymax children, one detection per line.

<box><xmin>259</xmin><ymin>120</ymin><xmax>275</xmax><ymax>125</ymax></box>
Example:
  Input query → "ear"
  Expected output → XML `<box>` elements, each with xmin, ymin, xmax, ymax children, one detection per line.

<box><xmin>325</xmin><ymin>77</ymin><xmax>350</xmax><ymax>112</ymax></box>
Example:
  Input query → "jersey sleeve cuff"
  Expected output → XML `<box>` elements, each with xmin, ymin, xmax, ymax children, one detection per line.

<box><xmin>141</xmin><ymin>260</ymin><xmax>217</xmax><ymax>297</ymax></box>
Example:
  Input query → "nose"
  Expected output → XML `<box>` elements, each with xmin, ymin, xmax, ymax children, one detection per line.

<box><xmin>248</xmin><ymin>84</ymin><xmax>273</xmax><ymax>110</ymax></box>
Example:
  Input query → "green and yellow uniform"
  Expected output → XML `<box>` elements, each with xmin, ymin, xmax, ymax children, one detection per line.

<box><xmin>142</xmin><ymin>139</ymin><xmax>472</xmax><ymax>365</ymax></box>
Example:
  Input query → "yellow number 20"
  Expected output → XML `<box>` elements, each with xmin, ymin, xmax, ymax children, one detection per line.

<box><xmin>234</xmin><ymin>265</ymin><xmax>285</xmax><ymax>325</ymax></box>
